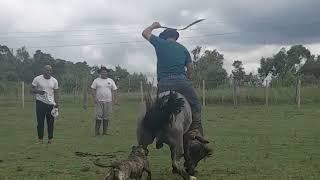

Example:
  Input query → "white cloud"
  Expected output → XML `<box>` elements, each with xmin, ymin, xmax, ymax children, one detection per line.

<box><xmin>81</xmin><ymin>46</ymin><xmax>103</xmax><ymax>61</ymax></box>
<box><xmin>0</xmin><ymin>0</ymin><xmax>320</xmax><ymax>77</ymax></box>
<box><xmin>180</xmin><ymin>10</ymin><xmax>190</xmax><ymax>17</ymax></box>
<box><xmin>125</xmin><ymin>51</ymin><xmax>156</xmax><ymax>77</ymax></box>
<box><xmin>223</xmin><ymin>44</ymin><xmax>283</xmax><ymax>73</ymax></box>
<box><xmin>0</xmin><ymin>0</ymin><xmax>73</xmax><ymax>31</ymax></box>
<box><xmin>306</xmin><ymin>43</ymin><xmax>320</xmax><ymax>56</ymax></box>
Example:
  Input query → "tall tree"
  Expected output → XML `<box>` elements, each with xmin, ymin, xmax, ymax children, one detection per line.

<box><xmin>244</xmin><ymin>72</ymin><xmax>261</xmax><ymax>86</ymax></box>
<box><xmin>286</xmin><ymin>45</ymin><xmax>311</xmax><ymax>74</ymax></box>
<box><xmin>113</xmin><ymin>65</ymin><xmax>130</xmax><ymax>83</ymax></box>
<box><xmin>301</xmin><ymin>57</ymin><xmax>320</xmax><ymax>79</ymax></box>
<box><xmin>191</xmin><ymin>46</ymin><xmax>202</xmax><ymax>62</ymax></box>
<box><xmin>257</xmin><ymin>45</ymin><xmax>318</xmax><ymax>86</ymax></box>
<box><xmin>0</xmin><ymin>45</ymin><xmax>21</xmax><ymax>81</ymax></box>
<box><xmin>258</xmin><ymin>57</ymin><xmax>274</xmax><ymax>79</ymax></box>
<box><xmin>16</xmin><ymin>46</ymin><xmax>30</xmax><ymax>62</ymax></box>
<box><xmin>192</xmin><ymin>48</ymin><xmax>227</xmax><ymax>88</ymax></box>
<box><xmin>272</xmin><ymin>48</ymin><xmax>287</xmax><ymax>78</ymax></box>
<box><xmin>191</xmin><ymin>46</ymin><xmax>202</xmax><ymax>86</ymax></box>
<box><xmin>232</xmin><ymin>60</ymin><xmax>245</xmax><ymax>82</ymax></box>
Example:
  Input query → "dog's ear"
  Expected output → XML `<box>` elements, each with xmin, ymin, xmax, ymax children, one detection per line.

<box><xmin>132</xmin><ymin>145</ymin><xmax>137</xmax><ymax>151</ymax></box>
<box><xmin>144</xmin><ymin>148</ymin><xmax>149</xmax><ymax>156</ymax></box>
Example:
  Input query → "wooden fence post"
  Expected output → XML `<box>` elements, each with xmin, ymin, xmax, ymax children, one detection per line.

<box><xmin>237</xmin><ymin>82</ymin><xmax>240</xmax><ymax>106</ymax></box>
<box><xmin>202</xmin><ymin>80</ymin><xmax>206</xmax><ymax>107</ymax></box>
<box><xmin>83</xmin><ymin>78</ymin><xmax>88</xmax><ymax>110</ymax></box>
<box><xmin>265</xmin><ymin>80</ymin><xmax>269</xmax><ymax>106</ymax></box>
<box><xmin>128</xmin><ymin>76</ymin><xmax>131</xmax><ymax>93</ymax></box>
<box><xmin>140</xmin><ymin>81</ymin><xmax>144</xmax><ymax>103</ymax></box>
<box><xmin>22</xmin><ymin>81</ymin><xmax>25</xmax><ymax>109</ymax></box>
<box><xmin>297</xmin><ymin>79</ymin><xmax>301</xmax><ymax>109</ymax></box>
<box><xmin>233</xmin><ymin>79</ymin><xmax>237</xmax><ymax>108</ymax></box>
<box><xmin>221</xmin><ymin>80</ymin><xmax>225</xmax><ymax>104</ymax></box>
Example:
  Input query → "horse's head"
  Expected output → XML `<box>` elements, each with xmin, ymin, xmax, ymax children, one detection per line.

<box><xmin>136</xmin><ymin>92</ymin><xmax>155</xmax><ymax>147</ymax></box>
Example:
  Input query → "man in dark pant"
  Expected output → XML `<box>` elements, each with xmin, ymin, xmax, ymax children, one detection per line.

<box><xmin>36</xmin><ymin>100</ymin><xmax>55</xmax><ymax>141</ymax></box>
<box><xmin>31</xmin><ymin>65</ymin><xmax>59</xmax><ymax>144</ymax></box>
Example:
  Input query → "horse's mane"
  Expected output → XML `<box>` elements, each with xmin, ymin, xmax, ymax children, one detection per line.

<box><xmin>142</xmin><ymin>91</ymin><xmax>185</xmax><ymax>135</ymax></box>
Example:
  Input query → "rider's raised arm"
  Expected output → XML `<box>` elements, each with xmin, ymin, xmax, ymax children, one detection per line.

<box><xmin>142</xmin><ymin>22</ymin><xmax>162</xmax><ymax>41</ymax></box>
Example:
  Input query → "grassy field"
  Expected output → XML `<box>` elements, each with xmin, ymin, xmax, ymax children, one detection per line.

<box><xmin>0</xmin><ymin>95</ymin><xmax>320</xmax><ymax>180</ymax></box>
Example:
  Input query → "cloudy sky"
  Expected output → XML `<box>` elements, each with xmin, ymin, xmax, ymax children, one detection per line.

<box><xmin>1</xmin><ymin>0</ymin><xmax>320</xmax><ymax>78</ymax></box>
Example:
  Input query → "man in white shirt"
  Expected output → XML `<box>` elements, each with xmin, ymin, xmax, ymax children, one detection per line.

<box><xmin>31</xmin><ymin>65</ymin><xmax>59</xmax><ymax>144</ymax></box>
<box><xmin>91</xmin><ymin>66</ymin><xmax>118</xmax><ymax>136</ymax></box>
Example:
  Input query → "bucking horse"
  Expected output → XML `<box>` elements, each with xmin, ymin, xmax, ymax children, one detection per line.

<box><xmin>137</xmin><ymin>91</ymin><xmax>211</xmax><ymax>180</ymax></box>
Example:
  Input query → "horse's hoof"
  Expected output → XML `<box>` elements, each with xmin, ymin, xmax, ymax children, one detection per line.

<box><xmin>186</xmin><ymin>168</ymin><xmax>195</xmax><ymax>176</ymax></box>
<box><xmin>190</xmin><ymin>176</ymin><xmax>197</xmax><ymax>180</ymax></box>
<box><xmin>172</xmin><ymin>167</ymin><xmax>178</xmax><ymax>174</ymax></box>
<box><xmin>185</xmin><ymin>162</ymin><xmax>196</xmax><ymax>176</ymax></box>
<box><xmin>156</xmin><ymin>141</ymin><xmax>164</xmax><ymax>149</ymax></box>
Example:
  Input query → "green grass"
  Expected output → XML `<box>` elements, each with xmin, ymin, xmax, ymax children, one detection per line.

<box><xmin>0</xmin><ymin>95</ymin><xmax>320</xmax><ymax>179</ymax></box>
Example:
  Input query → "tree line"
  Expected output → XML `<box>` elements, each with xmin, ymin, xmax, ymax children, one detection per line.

<box><xmin>1</xmin><ymin>44</ymin><xmax>319</xmax><ymax>94</ymax></box>
<box><xmin>0</xmin><ymin>45</ymin><xmax>148</xmax><ymax>93</ymax></box>
<box><xmin>191</xmin><ymin>45</ymin><xmax>320</xmax><ymax>88</ymax></box>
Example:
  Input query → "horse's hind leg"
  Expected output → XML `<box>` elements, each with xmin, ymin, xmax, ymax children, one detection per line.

<box><xmin>169</xmin><ymin>136</ymin><xmax>192</xmax><ymax>180</ymax></box>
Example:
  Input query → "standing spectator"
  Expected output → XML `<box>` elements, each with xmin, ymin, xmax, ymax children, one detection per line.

<box><xmin>91</xmin><ymin>66</ymin><xmax>118</xmax><ymax>136</ymax></box>
<box><xmin>31</xmin><ymin>65</ymin><xmax>59</xmax><ymax>144</ymax></box>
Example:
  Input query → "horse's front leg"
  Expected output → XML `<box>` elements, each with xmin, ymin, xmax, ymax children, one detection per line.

<box><xmin>137</xmin><ymin>123</ymin><xmax>155</xmax><ymax>150</ymax></box>
<box><xmin>169</xmin><ymin>136</ymin><xmax>196</xmax><ymax>180</ymax></box>
<box><xmin>183</xmin><ymin>134</ymin><xmax>195</xmax><ymax>176</ymax></box>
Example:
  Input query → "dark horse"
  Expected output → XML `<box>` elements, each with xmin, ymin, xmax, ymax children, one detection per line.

<box><xmin>137</xmin><ymin>91</ymin><xmax>211</xmax><ymax>180</ymax></box>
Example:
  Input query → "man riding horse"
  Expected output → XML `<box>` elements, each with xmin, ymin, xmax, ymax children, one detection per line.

<box><xmin>142</xmin><ymin>22</ymin><xmax>211</xmax><ymax>175</ymax></box>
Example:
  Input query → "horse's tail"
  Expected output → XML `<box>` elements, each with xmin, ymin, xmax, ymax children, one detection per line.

<box><xmin>142</xmin><ymin>91</ymin><xmax>185</xmax><ymax>135</ymax></box>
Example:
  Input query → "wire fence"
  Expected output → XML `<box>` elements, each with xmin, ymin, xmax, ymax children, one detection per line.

<box><xmin>199</xmin><ymin>79</ymin><xmax>320</xmax><ymax>107</ymax></box>
<box><xmin>0</xmin><ymin>79</ymin><xmax>319</xmax><ymax>109</ymax></box>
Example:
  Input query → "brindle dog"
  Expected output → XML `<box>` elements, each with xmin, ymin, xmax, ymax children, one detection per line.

<box><xmin>103</xmin><ymin>145</ymin><xmax>151</xmax><ymax>180</ymax></box>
